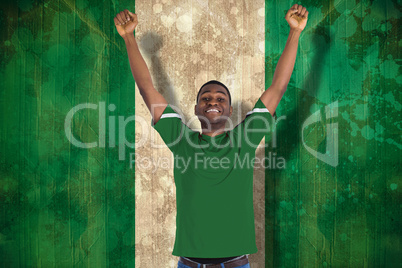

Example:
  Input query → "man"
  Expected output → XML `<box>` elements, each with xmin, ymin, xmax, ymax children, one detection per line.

<box><xmin>114</xmin><ymin>4</ymin><xmax>308</xmax><ymax>267</ymax></box>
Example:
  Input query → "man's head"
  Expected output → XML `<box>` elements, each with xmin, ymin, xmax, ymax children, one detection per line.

<box><xmin>195</xmin><ymin>80</ymin><xmax>233</xmax><ymax>126</ymax></box>
<box><xmin>196</xmin><ymin>80</ymin><xmax>232</xmax><ymax>106</ymax></box>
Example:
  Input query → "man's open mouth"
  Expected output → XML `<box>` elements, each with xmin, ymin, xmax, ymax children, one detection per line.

<box><xmin>205</xmin><ymin>108</ymin><xmax>221</xmax><ymax>113</ymax></box>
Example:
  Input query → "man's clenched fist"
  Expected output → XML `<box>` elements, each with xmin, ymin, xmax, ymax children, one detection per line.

<box><xmin>114</xmin><ymin>9</ymin><xmax>138</xmax><ymax>37</ymax></box>
<box><xmin>285</xmin><ymin>4</ymin><xmax>308</xmax><ymax>32</ymax></box>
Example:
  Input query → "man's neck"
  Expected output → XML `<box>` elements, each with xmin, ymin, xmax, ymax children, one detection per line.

<box><xmin>201</xmin><ymin>129</ymin><xmax>225</xmax><ymax>137</ymax></box>
<box><xmin>200</xmin><ymin>122</ymin><xmax>227</xmax><ymax>137</ymax></box>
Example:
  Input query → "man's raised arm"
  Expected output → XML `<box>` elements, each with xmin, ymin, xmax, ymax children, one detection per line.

<box><xmin>261</xmin><ymin>4</ymin><xmax>309</xmax><ymax>115</ymax></box>
<box><xmin>114</xmin><ymin>9</ymin><xmax>168</xmax><ymax>124</ymax></box>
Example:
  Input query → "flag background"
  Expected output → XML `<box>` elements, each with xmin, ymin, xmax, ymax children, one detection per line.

<box><xmin>0</xmin><ymin>0</ymin><xmax>400</xmax><ymax>267</ymax></box>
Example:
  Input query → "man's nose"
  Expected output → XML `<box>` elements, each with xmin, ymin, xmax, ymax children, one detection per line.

<box><xmin>207</xmin><ymin>99</ymin><xmax>218</xmax><ymax>105</ymax></box>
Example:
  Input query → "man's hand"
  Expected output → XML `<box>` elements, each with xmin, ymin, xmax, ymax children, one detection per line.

<box><xmin>285</xmin><ymin>4</ymin><xmax>308</xmax><ymax>32</ymax></box>
<box><xmin>260</xmin><ymin>4</ymin><xmax>308</xmax><ymax>115</ymax></box>
<box><xmin>116</xmin><ymin>9</ymin><xmax>168</xmax><ymax>123</ymax></box>
<box><xmin>114</xmin><ymin>9</ymin><xmax>138</xmax><ymax>37</ymax></box>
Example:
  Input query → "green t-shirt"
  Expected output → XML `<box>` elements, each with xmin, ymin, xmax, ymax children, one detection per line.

<box><xmin>151</xmin><ymin>98</ymin><xmax>272</xmax><ymax>257</ymax></box>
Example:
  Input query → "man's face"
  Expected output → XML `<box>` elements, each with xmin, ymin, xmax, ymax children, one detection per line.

<box><xmin>194</xmin><ymin>84</ymin><xmax>233</xmax><ymax>125</ymax></box>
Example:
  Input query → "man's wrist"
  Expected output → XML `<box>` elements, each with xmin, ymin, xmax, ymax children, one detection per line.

<box><xmin>122</xmin><ymin>33</ymin><xmax>135</xmax><ymax>41</ymax></box>
<box><xmin>289</xmin><ymin>28</ymin><xmax>302</xmax><ymax>35</ymax></box>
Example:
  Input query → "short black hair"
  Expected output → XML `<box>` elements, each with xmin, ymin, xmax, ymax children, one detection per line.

<box><xmin>196</xmin><ymin>80</ymin><xmax>232</xmax><ymax>105</ymax></box>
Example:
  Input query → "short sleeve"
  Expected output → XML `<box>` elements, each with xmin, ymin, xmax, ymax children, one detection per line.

<box><xmin>151</xmin><ymin>105</ymin><xmax>184</xmax><ymax>153</ymax></box>
<box><xmin>231</xmin><ymin>98</ymin><xmax>273</xmax><ymax>148</ymax></box>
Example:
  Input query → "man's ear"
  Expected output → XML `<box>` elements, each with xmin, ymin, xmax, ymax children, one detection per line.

<box><xmin>194</xmin><ymin>104</ymin><xmax>198</xmax><ymax>115</ymax></box>
<box><xmin>229</xmin><ymin>106</ymin><xmax>233</xmax><ymax>116</ymax></box>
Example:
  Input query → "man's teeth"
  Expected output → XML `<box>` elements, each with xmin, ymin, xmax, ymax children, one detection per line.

<box><xmin>207</xmin><ymin>109</ymin><xmax>220</xmax><ymax>113</ymax></box>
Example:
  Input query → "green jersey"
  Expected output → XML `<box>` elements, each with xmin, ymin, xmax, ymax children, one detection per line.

<box><xmin>151</xmin><ymin>98</ymin><xmax>272</xmax><ymax>257</ymax></box>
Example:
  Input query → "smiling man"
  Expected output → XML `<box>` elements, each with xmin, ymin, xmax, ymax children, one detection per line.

<box><xmin>114</xmin><ymin>3</ymin><xmax>308</xmax><ymax>267</ymax></box>
<box><xmin>195</xmin><ymin>80</ymin><xmax>233</xmax><ymax>136</ymax></box>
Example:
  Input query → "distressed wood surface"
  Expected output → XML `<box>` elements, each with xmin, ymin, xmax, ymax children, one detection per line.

<box><xmin>0</xmin><ymin>0</ymin><xmax>400</xmax><ymax>268</ymax></box>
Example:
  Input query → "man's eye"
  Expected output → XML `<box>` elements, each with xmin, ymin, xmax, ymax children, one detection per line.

<box><xmin>218</xmin><ymin>98</ymin><xmax>225</xmax><ymax>101</ymax></box>
<box><xmin>203</xmin><ymin>97</ymin><xmax>209</xmax><ymax>101</ymax></box>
